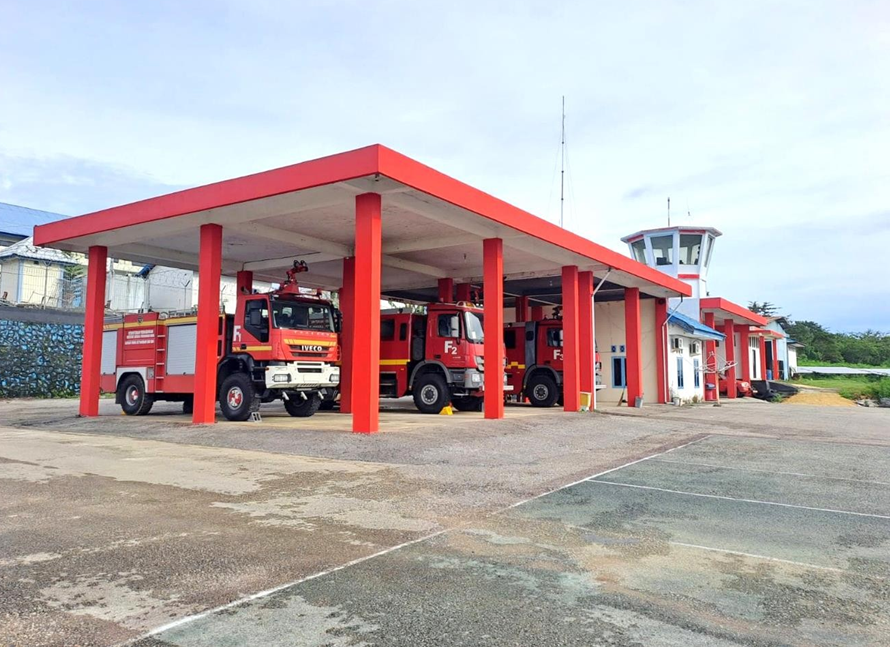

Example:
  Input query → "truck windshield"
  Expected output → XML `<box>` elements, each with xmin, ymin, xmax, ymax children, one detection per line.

<box><xmin>271</xmin><ymin>301</ymin><xmax>334</xmax><ymax>331</ymax></box>
<box><xmin>464</xmin><ymin>311</ymin><xmax>484</xmax><ymax>343</ymax></box>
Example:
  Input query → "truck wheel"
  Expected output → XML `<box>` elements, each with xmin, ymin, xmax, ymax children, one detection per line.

<box><xmin>527</xmin><ymin>374</ymin><xmax>559</xmax><ymax>407</ymax></box>
<box><xmin>119</xmin><ymin>375</ymin><xmax>154</xmax><ymax>416</ymax></box>
<box><xmin>413</xmin><ymin>373</ymin><xmax>450</xmax><ymax>414</ymax></box>
<box><xmin>284</xmin><ymin>393</ymin><xmax>322</xmax><ymax>417</ymax></box>
<box><xmin>219</xmin><ymin>373</ymin><xmax>259</xmax><ymax>421</ymax></box>
<box><xmin>452</xmin><ymin>396</ymin><xmax>483</xmax><ymax>412</ymax></box>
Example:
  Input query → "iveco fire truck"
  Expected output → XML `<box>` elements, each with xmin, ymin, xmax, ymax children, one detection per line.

<box><xmin>99</xmin><ymin>262</ymin><xmax>340</xmax><ymax>421</ymax></box>
<box><xmin>379</xmin><ymin>302</ymin><xmax>496</xmax><ymax>413</ymax></box>
<box><xmin>504</xmin><ymin>313</ymin><xmax>603</xmax><ymax>407</ymax></box>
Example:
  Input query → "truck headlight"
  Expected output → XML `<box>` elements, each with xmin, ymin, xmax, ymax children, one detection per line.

<box><xmin>329</xmin><ymin>373</ymin><xmax>339</xmax><ymax>383</ymax></box>
<box><xmin>273</xmin><ymin>373</ymin><xmax>291</xmax><ymax>383</ymax></box>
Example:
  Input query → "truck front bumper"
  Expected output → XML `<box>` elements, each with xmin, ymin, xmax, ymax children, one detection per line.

<box><xmin>454</xmin><ymin>369</ymin><xmax>513</xmax><ymax>392</ymax></box>
<box><xmin>265</xmin><ymin>362</ymin><xmax>340</xmax><ymax>390</ymax></box>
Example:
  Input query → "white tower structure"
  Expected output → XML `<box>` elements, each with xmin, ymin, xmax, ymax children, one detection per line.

<box><xmin>621</xmin><ymin>225</ymin><xmax>722</xmax><ymax>321</ymax></box>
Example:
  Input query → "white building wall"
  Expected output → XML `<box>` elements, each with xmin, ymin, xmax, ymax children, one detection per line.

<box><xmin>0</xmin><ymin>259</ymin><xmax>20</xmax><ymax>302</ymax></box>
<box><xmin>666</xmin><ymin>331</ymin><xmax>705</xmax><ymax>402</ymax></box>
<box><xmin>594</xmin><ymin>299</ymin><xmax>657</xmax><ymax>406</ymax></box>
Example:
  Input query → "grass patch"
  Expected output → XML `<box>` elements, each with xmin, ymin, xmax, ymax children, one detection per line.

<box><xmin>798</xmin><ymin>359</ymin><xmax>890</xmax><ymax>369</ymax></box>
<box><xmin>792</xmin><ymin>375</ymin><xmax>890</xmax><ymax>401</ymax></box>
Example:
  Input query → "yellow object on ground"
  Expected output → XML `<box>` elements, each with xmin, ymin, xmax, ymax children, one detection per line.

<box><xmin>782</xmin><ymin>390</ymin><xmax>854</xmax><ymax>406</ymax></box>
<box><xmin>439</xmin><ymin>405</ymin><xmax>454</xmax><ymax>415</ymax></box>
<box><xmin>579</xmin><ymin>392</ymin><xmax>592</xmax><ymax>411</ymax></box>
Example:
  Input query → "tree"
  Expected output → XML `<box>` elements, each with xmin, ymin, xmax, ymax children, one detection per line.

<box><xmin>748</xmin><ymin>301</ymin><xmax>781</xmax><ymax>318</ymax></box>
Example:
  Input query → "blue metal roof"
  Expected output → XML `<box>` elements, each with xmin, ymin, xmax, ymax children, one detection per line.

<box><xmin>0</xmin><ymin>202</ymin><xmax>67</xmax><ymax>238</ymax></box>
<box><xmin>666</xmin><ymin>310</ymin><xmax>725</xmax><ymax>341</ymax></box>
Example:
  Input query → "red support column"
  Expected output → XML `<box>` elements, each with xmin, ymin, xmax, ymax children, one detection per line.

<box><xmin>703</xmin><ymin>311</ymin><xmax>718</xmax><ymax>401</ymax></box>
<box><xmin>562</xmin><ymin>266</ymin><xmax>580</xmax><ymax>412</ymax></box>
<box><xmin>193</xmin><ymin>224</ymin><xmax>222</xmax><ymax>424</ymax></box>
<box><xmin>740</xmin><ymin>327</ymin><xmax>752</xmax><ymax>382</ymax></box>
<box><xmin>437</xmin><ymin>277</ymin><xmax>454</xmax><ymax>303</ymax></box>
<box><xmin>515</xmin><ymin>295</ymin><xmax>530</xmax><ymax>323</ymax></box>
<box><xmin>79</xmin><ymin>245</ymin><xmax>107</xmax><ymax>417</ymax></box>
<box><xmin>456</xmin><ymin>283</ymin><xmax>472</xmax><ymax>303</ymax></box>
<box><xmin>771</xmin><ymin>339</ymin><xmax>780</xmax><ymax>381</ymax></box>
<box><xmin>759</xmin><ymin>336</ymin><xmax>768</xmax><ymax>381</ymax></box>
<box><xmin>578</xmin><ymin>271</ymin><xmax>594</xmax><ymax>396</ymax></box>
<box><xmin>236</xmin><ymin>270</ymin><xmax>253</xmax><ymax>296</ymax></box>
<box><xmin>352</xmin><ymin>194</ymin><xmax>382</xmax><ymax>433</ymax></box>
<box><xmin>654</xmin><ymin>299</ymin><xmax>668</xmax><ymax>404</ymax></box>
<box><xmin>339</xmin><ymin>257</ymin><xmax>355</xmax><ymax>414</ymax></box>
<box><xmin>483</xmin><ymin>238</ymin><xmax>504</xmax><ymax>419</ymax></box>
<box><xmin>723</xmin><ymin>320</ymin><xmax>737</xmax><ymax>399</ymax></box>
<box><xmin>624</xmin><ymin>288</ymin><xmax>643</xmax><ymax>407</ymax></box>
<box><xmin>530</xmin><ymin>305</ymin><xmax>544</xmax><ymax>321</ymax></box>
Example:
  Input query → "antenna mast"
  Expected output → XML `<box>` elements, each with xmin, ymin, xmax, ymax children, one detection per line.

<box><xmin>667</xmin><ymin>197</ymin><xmax>671</xmax><ymax>227</ymax></box>
<box><xmin>560</xmin><ymin>95</ymin><xmax>565</xmax><ymax>228</ymax></box>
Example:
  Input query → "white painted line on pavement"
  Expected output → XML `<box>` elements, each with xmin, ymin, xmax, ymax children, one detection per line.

<box><xmin>651</xmin><ymin>458</ymin><xmax>890</xmax><ymax>487</ymax></box>
<box><xmin>501</xmin><ymin>434</ymin><xmax>713</xmax><ymax>511</ymax></box>
<box><xmin>589</xmin><ymin>480</ymin><xmax>890</xmax><ymax>520</ymax></box>
<box><xmin>668</xmin><ymin>541</ymin><xmax>847</xmax><ymax>573</ymax></box>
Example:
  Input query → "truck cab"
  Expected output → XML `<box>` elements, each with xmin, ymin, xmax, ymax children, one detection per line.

<box><xmin>380</xmin><ymin>302</ymin><xmax>487</xmax><ymax>413</ymax></box>
<box><xmin>505</xmin><ymin>317</ymin><xmax>603</xmax><ymax>407</ymax></box>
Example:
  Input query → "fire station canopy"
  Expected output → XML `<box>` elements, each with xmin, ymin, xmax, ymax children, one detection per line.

<box><xmin>700</xmin><ymin>297</ymin><xmax>768</xmax><ymax>327</ymax></box>
<box><xmin>33</xmin><ymin>145</ymin><xmax>691</xmax><ymax>301</ymax></box>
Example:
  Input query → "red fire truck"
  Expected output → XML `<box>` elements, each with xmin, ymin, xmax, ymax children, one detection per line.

<box><xmin>100</xmin><ymin>263</ymin><xmax>340</xmax><ymax>421</ymax></box>
<box><xmin>379</xmin><ymin>302</ymin><xmax>494</xmax><ymax>413</ymax></box>
<box><xmin>504</xmin><ymin>315</ymin><xmax>602</xmax><ymax>407</ymax></box>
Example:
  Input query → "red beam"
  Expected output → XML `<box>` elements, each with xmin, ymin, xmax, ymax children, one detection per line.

<box><xmin>193</xmin><ymin>224</ymin><xmax>222</xmax><ymax>424</ymax></box>
<box><xmin>703</xmin><ymin>310</ymin><xmax>718</xmax><ymax>401</ymax></box>
<box><xmin>759</xmin><ymin>336</ymin><xmax>768</xmax><ymax>381</ymax></box>
<box><xmin>772</xmin><ymin>339</ymin><xmax>780</xmax><ymax>381</ymax></box>
<box><xmin>79</xmin><ymin>245</ymin><xmax>107</xmax><ymax>417</ymax></box>
<box><xmin>655</xmin><ymin>299</ymin><xmax>668</xmax><ymax>404</ymax></box>
<box><xmin>530</xmin><ymin>305</ymin><xmax>544</xmax><ymax>321</ymax></box>
<box><xmin>236</xmin><ymin>270</ymin><xmax>253</xmax><ymax>296</ymax></box>
<box><xmin>515</xmin><ymin>295</ymin><xmax>530</xmax><ymax>323</ymax></box>
<box><xmin>352</xmin><ymin>195</ymin><xmax>382</xmax><ymax>433</ymax></box>
<box><xmin>624</xmin><ymin>288</ymin><xmax>643</xmax><ymax>407</ymax></box>
<box><xmin>578</xmin><ymin>271</ymin><xmax>594</xmax><ymax>395</ymax></box>
<box><xmin>437</xmin><ymin>277</ymin><xmax>454</xmax><ymax>303</ymax></box>
<box><xmin>483</xmin><ymin>238</ymin><xmax>504</xmax><ymax>419</ymax></box>
<box><xmin>456</xmin><ymin>283</ymin><xmax>472</xmax><ymax>303</ymax></box>
<box><xmin>561</xmin><ymin>266</ymin><xmax>580</xmax><ymax>411</ymax></box>
<box><xmin>339</xmin><ymin>257</ymin><xmax>355</xmax><ymax>414</ymax></box>
<box><xmin>723</xmin><ymin>320</ymin><xmax>737</xmax><ymax>398</ymax></box>
<box><xmin>740</xmin><ymin>327</ymin><xmax>752</xmax><ymax>382</ymax></box>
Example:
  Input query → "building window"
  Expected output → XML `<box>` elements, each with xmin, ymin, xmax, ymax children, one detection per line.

<box><xmin>612</xmin><ymin>356</ymin><xmax>627</xmax><ymax>388</ymax></box>
<box><xmin>380</xmin><ymin>319</ymin><xmax>395</xmax><ymax>341</ymax></box>
<box><xmin>679</xmin><ymin>234</ymin><xmax>702</xmax><ymax>266</ymax></box>
<box><xmin>694</xmin><ymin>358</ymin><xmax>700</xmax><ymax>388</ymax></box>
<box><xmin>631</xmin><ymin>239</ymin><xmax>647</xmax><ymax>263</ymax></box>
<box><xmin>437</xmin><ymin>314</ymin><xmax>460</xmax><ymax>338</ymax></box>
<box><xmin>677</xmin><ymin>357</ymin><xmax>685</xmax><ymax>389</ymax></box>
<box><xmin>650</xmin><ymin>234</ymin><xmax>674</xmax><ymax>266</ymax></box>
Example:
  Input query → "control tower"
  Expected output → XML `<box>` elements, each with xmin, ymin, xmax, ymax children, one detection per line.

<box><xmin>620</xmin><ymin>225</ymin><xmax>722</xmax><ymax>320</ymax></box>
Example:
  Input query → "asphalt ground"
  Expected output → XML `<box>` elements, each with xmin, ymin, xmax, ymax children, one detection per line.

<box><xmin>1</xmin><ymin>397</ymin><xmax>888</xmax><ymax>646</ymax></box>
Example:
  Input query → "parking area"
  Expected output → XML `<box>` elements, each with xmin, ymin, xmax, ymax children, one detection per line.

<box><xmin>1</xmin><ymin>399</ymin><xmax>889</xmax><ymax>646</ymax></box>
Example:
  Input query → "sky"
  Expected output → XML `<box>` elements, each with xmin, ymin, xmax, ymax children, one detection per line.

<box><xmin>0</xmin><ymin>0</ymin><xmax>887</xmax><ymax>331</ymax></box>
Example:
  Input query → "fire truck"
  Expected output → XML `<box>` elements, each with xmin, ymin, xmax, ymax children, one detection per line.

<box><xmin>99</xmin><ymin>262</ymin><xmax>340</xmax><ymax>421</ymax></box>
<box><xmin>379</xmin><ymin>302</ymin><xmax>494</xmax><ymax>413</ymax></box>
<box><xmin>504</xmin><ymin>313</ymin><xmax>603</xmax><ymax>407</ymax></box>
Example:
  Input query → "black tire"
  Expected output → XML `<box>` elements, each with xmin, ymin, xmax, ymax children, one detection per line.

<box><xmin>319</xmin><ymin>399</ymin><xmax>336</xmax><ymax>411</ymax></box>
<box><xmin>119</xmin><ymin>374</ymin><xmax>154</xmax><ymax>416</ymax></box>
<box><xmin>182</xmin><ymin>397</ymin><xmax>194</xmax><ymax>415</ymax></box>
<box><xmin>412</xmin><ymin>373</ymin><xmax>450</xmax><ymax>414</ymax></box>
<box><xmin>284</xmin><ymin>392</ymin><xmax>322</xmax><ymax>417</ymax></box>
<box><xmin>452</xmin><ymin>396</ymin><xmax>483</xmax><ymax>412</ymax></box>
<box><xmin>218</xmin><ymin>372</ymin><xmax>259</xmax><ymax>421</ymax></box>
<box><xmin>526</xmin><ymin>373</ymin><xmax>559</xmax><ymax>408</ymax></box>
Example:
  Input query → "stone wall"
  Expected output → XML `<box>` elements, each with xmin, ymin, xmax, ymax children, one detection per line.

<box><xmin>0</xmin><ymin>307</ymin><xmax>84</xmax><ymax>398</ymax></box>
